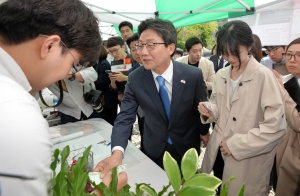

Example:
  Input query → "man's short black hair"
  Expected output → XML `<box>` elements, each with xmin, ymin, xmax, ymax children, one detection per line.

<box><xmin>264</xmin><ymin>45</ymin><xmax>285</xmax><ymax>49</ymax></box>
<box><xmin>174</xmin><ymin>48</ymin><xmax>183</xmax><ymax>56</ymax></box>
<box><xmin>126</xmin><ymin>33</ymin><xmax>139</xmax><ymax>47</ymax></box>
<box><xmin>185</xmin><ymin>37</ymin><xmax>203</xmax><ymax>52</ymax></box>
<box><xmin>118</xmin><ymin>21</ymin><xmax>133</xmax><ymax>31</ymax></box>
<box><xmin>0</xmin><ymin>0</ymin><xmax>101</xmax><ymax>65</ymax></box>
<box><xmin>107</xmin><ymin>36</ymin><xmax>124</xmax><ymax>48</ymax></box>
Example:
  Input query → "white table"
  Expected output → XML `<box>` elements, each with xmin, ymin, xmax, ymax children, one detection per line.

<box><xmin>51</xmin><ymin>118</ymin><xmax>170</xmax><ymax>192</ymax></box>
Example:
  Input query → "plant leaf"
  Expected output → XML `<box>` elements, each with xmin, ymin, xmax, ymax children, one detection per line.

<box><xmin>109</xmin><ymin>167</ymin><xmax>118</xmax><ymax>195</ymax></box>
<box><xmin>139</xmin><ymin>184</ymin><xmax>158</xmax><ymax>196</ymax></box>
<box><xmin>53</xmin><ymin>146</ymin><xmax>70</xmax><ymax>196</ymax></box>
<box><xmin>119</xmin><ymin>184</ymin><xmax>131</xmax><ymax>196</ymax></box>
<box><xmin>237</xmin><ymin>184</ymin><xmax>245</xmax><ymax>196</ymax></box>
<box><xmin>163</xmin><ymin>151</ymin><xmax>181</xmax><ymax>193</ymax></box>
<box><xmin>158</xmin><ymin>183</ymin><xmax>171</xmax><ymax>196</ymax></box>
<box><xmin>92</xmin><ymin>181</ymin><xmax>112</xmax><ymax>196</ymax></box>
<box><xmin>178</xmin><ymin>186</ymin><xmax>216</xmax><ymax>196</ymax></box>
<box><xmin>181</xmin><ymin>148</ymin><xmax>198</xmax><ymax>181</ymax></box>
<box><xmin>220</xmin><ymin>176</ymin><xmax>235</xmax><ymax>196</ymax></box>
<box><xmin>50</xmin><ymin>148</ymin><xmax>60</xmax><ymax>190</ymax></box>
<box><xmin>183</xmin><ymin>173</ymin><xmax>221</xmax><ymax>190</ymax></box>
<box><xmin>167</xmin><ymin>191</ymin><xmax>176</xmax><ymax>196</ymax></box>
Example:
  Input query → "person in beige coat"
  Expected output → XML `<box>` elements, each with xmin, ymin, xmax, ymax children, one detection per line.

<box><xmin>198</xmin><ymin>21</ymin><xmax>287</xmax><ymax>196</ymax></box>
<box><xmin>176</xmin><ymin>36</ymin><xmax>215</xmax><ymax>91</ymax></box>
<box><xmin>272</xmin><ymin>37</ymin><xmax>300</xmax><ymax>196</ymax></box>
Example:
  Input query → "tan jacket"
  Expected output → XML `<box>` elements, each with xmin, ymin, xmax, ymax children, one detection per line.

<box><xmin>201</xmin><ymin>56</ymin><xmax>287</xmax><ymax>196</ymax></box>
<box><xmin>176</xmin><ymin>56</ymin><xmax>215</xmax><ymax>90</ymax></box>
<box><xmin>276</xmin><ymin>75</ymin><xmax>300</xmax><ymax>196</ymax></box>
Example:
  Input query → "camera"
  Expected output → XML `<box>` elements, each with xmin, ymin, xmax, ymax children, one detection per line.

<box><xmin>83</xmin><ymin>89</ymin><xmax>104</xmax><ymax>113</ymax></box>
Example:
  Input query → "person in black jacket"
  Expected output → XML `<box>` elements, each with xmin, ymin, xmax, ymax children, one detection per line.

<box><xmin>94</xmin><ymin>45</ymin><xmax>119</xmax><ymax>125</ymax></box>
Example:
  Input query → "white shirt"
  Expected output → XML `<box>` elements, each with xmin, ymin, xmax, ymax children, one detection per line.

<box><xmin>260</xmin><ymin>56</ymin><xmax>285</xmax><ymax>69</ymax></box>
<box><xmin>48</xmin><ymin>67</ymin><xmax>97</xmax><ymax>120</ymax></box>
<box><xmin>0</xmin><ymin>47</ymin><xmax>52</xmax><ymax>196</ymax></box>
<box><xmin>229</xmin><ymin>74</ymin><xmax>243</xmax><ymax>100</ymax></box>
<box><xmin>113</xmin><ymin>60</ymin><xmax>174</xmax><ymax>154</ymax></box>
<box><xmin>218</xmin><ymin>56</ymin><xmax>228</xmax><ymax>68</ymax></box>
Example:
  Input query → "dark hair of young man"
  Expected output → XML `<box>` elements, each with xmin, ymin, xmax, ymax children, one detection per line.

<box><xmin>174</xmin><ymin>48</ymin><xmax>183</xmax><ymax>56</ymax></box>
<box><xmin>138</xmin><ymin>18</ymin><xmax>177</xmax><ymax>56</ymax></box>
<box><xmin>185</xmin><ymin>36</ymin><xmax>204</xmax><ymax>52</ymax></box>
<box><xmin>107</xmin><ymin>36</ymin><xmax>125</xmax><ymax>48</ymax></box>
<box><xmin>118</xmin><ymin>21</ymin><xmax>133</xmax><ymax>31</ymax></box>
<box><xmin>99</xmin><ymin>45</ymin><xmax>108</xmax><ymax>61</ymax></box>
<box><xmin>217</xmin><ymin>20</ymin><xmax>254</xmax><ymax>70</ymax></box>
<box><xmin>0</xmin><ymin>0</ymin><xmax>101</xmax><ymax>65</ymax></box>
<box><xmin>126</xmin><ymin>33</ymin><xmax>139</xmax><ymax>47</ymax></box>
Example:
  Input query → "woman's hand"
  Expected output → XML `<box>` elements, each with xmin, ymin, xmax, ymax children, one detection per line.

<box><xmin>220</xmin><ymin>141</ymin><xmax>232</xmax><ymax>156</ymax></box>
<box><xmin>198</xmin><ymin>102</ymin><xmax>212</xmax><ymax>117</ymax></box>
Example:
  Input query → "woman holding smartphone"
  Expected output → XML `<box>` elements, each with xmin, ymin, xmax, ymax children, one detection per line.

<box><xmin>272</xmin><ymin>37</ymin><xmax>300</xmax><ymax>196</ymax></box>
<box><xmin>198</xmin><ymin>20</ymin><xmax>287</xmax><ymax>195</ymax></box>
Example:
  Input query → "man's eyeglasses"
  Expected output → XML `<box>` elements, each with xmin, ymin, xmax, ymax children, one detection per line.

<box><xmin>135</xmin><ymin>42</ymin><xmax>165</xmax><ymax>51</ymax></box>
<box><xmin>283</xmin><ymin>53</ymin><xmax>300</xmax><ymax>61</ymax></box>
<box><xmin>38</xmin><ymin>34</ymin><xmax>83</xmax><ymax>74</ymax></box>
<box><xmin>265</xmin><ymin>47</ymin><xmax>280</xmax><ymax>55</ymax></box>
<box><xmin>108</xmin><ymin>47</ymin><xmax>121</xmax><ymax>55</ymax></box>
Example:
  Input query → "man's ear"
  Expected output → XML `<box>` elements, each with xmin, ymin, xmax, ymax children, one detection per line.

<box><xmin>121</xmin><ymin>45</ymin><xmax>126</xmax><ymax>50</ymax></box>
<box><xmin>168</xmin><ymin>43</ymin><xmax>176</xmax><ymax>56</ymax></box>
<box><xmin>40</xmin><ymin>35</ymin><xmax>61</xmax><ymax>59</ymax></box>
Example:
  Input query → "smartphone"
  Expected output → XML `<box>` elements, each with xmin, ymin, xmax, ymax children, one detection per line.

<box><xmin>105</xmin><ymin>70</ymin><xmax>114</xmax><ymax>74</ymax></box>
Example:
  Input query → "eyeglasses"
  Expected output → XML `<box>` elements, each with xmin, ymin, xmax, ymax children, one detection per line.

<box><xmin>108</xmin><ymin>47</ymin><xmax>121</xmax><ymax>55</ymax></box>
<box><xmin>265</xmin><ymin>47</ymin><xmax>280</xmax><ymax>55</ymax></box>
<box><xmin>135</xmin><ymin>42</ymin><xmax>166</xmax><ymax>51</ymax></box>
<box><xmin>283</xmin><ymin>53</ymin><xmax>300</xmax><ymax>61</ymax></box>
<box><xmin>38</xmin><ymin>34</ymin><xmax>83</xmax><ymax>74</ymax></box>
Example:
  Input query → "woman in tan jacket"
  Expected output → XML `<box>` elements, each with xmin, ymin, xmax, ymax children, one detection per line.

<box><xmin>273</xmin><ymin>37</ymin><xmax>300</xmax><ymax>196</ymax></box>
<box><xmin>198</xmin><ymin>20</ymin><xmax>287</xmax><ymax>196</ymax></box>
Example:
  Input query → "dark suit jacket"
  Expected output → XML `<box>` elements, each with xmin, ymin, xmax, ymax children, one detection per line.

<box><xmin>111</xmin><ymin>60</ymin><xmax>210</xmax><ymax>161</ymax></box>
<box><xmin>128</xmin><ymin>62</ymin><xmax>141</xmax><ymax>74</ymax></box>
<box><xmin>93</xmin><ymin>59</ymin><xmax>118</xmax><ymax>108</ymax></box>
<box><xmin>209</xmin><ymin>54</ymin><xmax>230</xmax><ymax>73</ymax></box>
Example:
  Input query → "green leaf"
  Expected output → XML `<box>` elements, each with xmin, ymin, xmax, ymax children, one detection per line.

<box><xmin>109</xmin><ymin>167</ymin><xmax>118</xmax><ymax>195</ymax></box>
<box><xmin>220</xmin><ymin>176</ymin><xmax>235</xmax><ymax>196</ymax></box>
<box><xmin>163</xmin><ymin>151</ymin><xmax>181</xmax><ymax>193</ymax></box>
<box><xmin>135</xmin><ymin>183</ymin><xmax>149</xmax><ymax>195</ymax></box>
<box><xmin>183</xmin><ymin>173</ymin><xmax>221</xmax><ymax>190</ymax></box>
<box><xmin>50</xmin><ymin>149</ymin><xmax>60</xmax><ymax>171</ymax></box>
<box><xmin>178</xmin><ymin>186</ymin><xmax>216</xmax><ymax>196</ymax></box>
<box><xmin>139</xmin><ymin>184</ymin><xmax>158</xmax><ymax>196</ymax></box>
<box><xmin>181</xmin><ymin>148</ymin><xmax>198</xmax><ymax>181</ymax></box>
<box><xmin>237</xmin><ymin>184</ymin><xmax>245</xmax><ymax>196</ymax></box>
<box><xmin>167</xmin><ymin>191</ymin><xmax>176</xmax><ymax>196</ymax></box>
<box><xmin>119</xmin><ymin>184</ymin><xmax>131</xmax><ymax>196</ymax></box>
<box><xmin>53</xmin><ymin>146</ymin><xmax>70</xmax><ymax>196</ymax></box>
<box><xmin>92</xmin><ymin>181</ymin><xmax>112</xmax><ymax>196</ymax></box>
<box><xmin>158</xmin><ymin>183</ymin><xmax>171</xmax><ymax>196</ymax></box>
<box><xmin>71</xmin><ymin>145</ymin><xmax>92</xmax><ymax>194</ymax></box>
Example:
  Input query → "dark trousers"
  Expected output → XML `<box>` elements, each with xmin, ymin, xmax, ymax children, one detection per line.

<box><xmin>102</xmin><ymin>106</ymin><xmax>118</xmax><ymax>126</ymax></box>
<box><xmin>213</xmin><ymin>148</ymin><xmax>224</xmax><ymax>195</ymax></box>
<box><xmin>270</xmin><ymin>156</ymin><xmax>277</xmax><ymax>191</ymax></box>
<box><xmin>155</xmin><ymin>143</ymin><xmax>182</xmax><ymax>171</ymax></box>
<box><xmin>60</xmin><ymin>110</ymin><xmax>102</xmax><ymax>124</ymax></box>
<box><xmin>137</xmin><ymin>115</ymin><xmax>145</xmax><ymax>152</ymax></box>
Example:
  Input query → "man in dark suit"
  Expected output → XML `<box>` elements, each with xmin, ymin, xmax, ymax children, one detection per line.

<box><xmin>209</xmin><ymin>53</ymin><xmax>230</xmax><ymax>73</ymax></box>
<box><xmin>94</xmin><ymin>18</ymin><xmax>210</xmax><ymax>172</ymax></box>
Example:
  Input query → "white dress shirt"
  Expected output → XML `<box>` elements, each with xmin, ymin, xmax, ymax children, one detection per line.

<box><xmin>0</xmin><ymin>47</ymin><xmax>52</xmax><ymax>196</ymax></box>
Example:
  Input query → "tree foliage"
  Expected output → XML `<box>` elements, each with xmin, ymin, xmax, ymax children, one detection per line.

<box><xmin>176</xmin><ymin>21</ymin><xmax>219</xmax><ymax>50</ymax></box>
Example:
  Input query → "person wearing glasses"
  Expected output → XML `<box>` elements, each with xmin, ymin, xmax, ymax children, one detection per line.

<box><xmin>198</xmin><ymin>20</ymin><xmax>286</xmax><ymax>195</ymax></box>
<box><xmin>94</xmin><ymin>18</ymin><xmax>210</xmax><ymax>173</ymax></box>
<box><xmin>271</xmin><ymin>37</ymin><xmax>300</xmax><ymax>196</ymax></box>
<box><xmin>260</xmin><ymin>45</ymin><xmax>286</xmax><ymax>69</ymax></box>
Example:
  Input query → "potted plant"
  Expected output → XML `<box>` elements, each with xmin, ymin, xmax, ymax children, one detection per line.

<box><xmin>50</xmin><ymin>146</ymin><xmax>244</xmax><ymax>196</ymax></box>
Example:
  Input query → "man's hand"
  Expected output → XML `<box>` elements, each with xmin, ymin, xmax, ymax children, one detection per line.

<box><xmin>91</xmin><ymin>171</ymin><xmax>128</xmax><ymax>196</ymax></box>
<box><xmin>109</xmin><ymin>72</ymin><xmax>128</xmax><ymax>82</ymax></box>
<box><xmin>117</xmin><ymin>94</ymin><xmax>124</xmax><ymax>102</ymax></box>
<box><xmin>93</xmin><ymin>150</ymin><xmax>123</xmax><ymax>177</ymax></box>
<box><xmin>220</xmin><ymin>141</ymin><xmax>231</xmax><ymax>156</ymax></box>
<box><xmin>200</xmin><ymin>133</ymin><xmax>209</xmax><ymax>147</ymax></box>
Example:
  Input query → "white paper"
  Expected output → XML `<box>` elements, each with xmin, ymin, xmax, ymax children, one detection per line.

<box><xmin>51</xmin><ymin>131</ymin><xmax>84</xmax><ymax>145</ymax></box>
<box><xmin>111</xmin><ymin>63</ymin><xmax>132</xmax><ymax>72</ymax></box>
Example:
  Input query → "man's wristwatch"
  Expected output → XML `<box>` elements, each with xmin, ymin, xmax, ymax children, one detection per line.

<box><xmin>68</xmin><ymin>72</ymin><xmax>76</xmax><ymax>81</ymax></box>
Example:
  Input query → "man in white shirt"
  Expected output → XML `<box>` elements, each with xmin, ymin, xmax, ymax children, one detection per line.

<box><xmin>118</xmin><ymin>21</ymin><xmax>134</xmax><ymax>54</ymax></box>
<box><xmin>176</xmin><ymin>36</ymin><xmax>215</xmax><ymax>91</ymax></box>
<box><xmin>0</xmin><ymin>0</ymin><xmax>104</xmax><ymax>195</ymax></box>
<box><xmin>260</xmin><ymin>45</ymin><xmax>286</xmax><ymax>69</ymax></box>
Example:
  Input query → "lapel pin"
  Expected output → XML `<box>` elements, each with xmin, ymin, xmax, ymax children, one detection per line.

<box><xmin>180</xmin><ymin>80</ymin><xmax>186</xmax><ymax>84</ymax></box>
